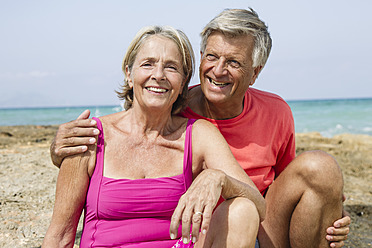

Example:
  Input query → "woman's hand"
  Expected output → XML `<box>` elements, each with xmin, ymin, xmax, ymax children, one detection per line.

<box><xmin>169</xmin><ymin>169</ymin><xmax>225</xmax><ymax>244</ymax></box>
<box><xmin>326</xmin><ymin>196</ymin><xmax>351</xmax><ymax>248</ymax></box>
<box><xmin>50</xmin><ymin>110</ymin><xmax>99</xmax><ymax>167</ymax></box>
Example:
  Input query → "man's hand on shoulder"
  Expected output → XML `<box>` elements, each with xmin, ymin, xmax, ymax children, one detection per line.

<box><xmin>50</xmin><ymin>109</ymin><xmax>99</xmax><ymax>167</ymax></box>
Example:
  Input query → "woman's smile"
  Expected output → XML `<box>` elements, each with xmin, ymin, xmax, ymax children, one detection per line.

<box><xmin>145</xmin><ymin>86</ymin><xmax>169</xmax><ymax>94</ymax></box>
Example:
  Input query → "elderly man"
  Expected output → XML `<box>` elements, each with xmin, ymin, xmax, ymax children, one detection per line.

<box><xmin>50</xmin><ymin>8</ymin><xmax>350</xmax><ymax>247</ymax></box>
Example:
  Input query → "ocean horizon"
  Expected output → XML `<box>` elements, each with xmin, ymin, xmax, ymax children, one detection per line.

<box><xmin>1</xmin><ymin>97</ymin><xmax>371</xmax><ymax>138</ymax></box>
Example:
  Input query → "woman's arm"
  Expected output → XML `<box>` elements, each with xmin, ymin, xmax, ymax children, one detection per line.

<box><xmin>194</xmin><ymin>119</ymin><xmax>265</xmax><ymax>218</ymax></box>
<box><xmin>170</xmin><ymin>119</ymin><xmax>265</xmax><ymax>242</ymax></box>
<box><xmin>42</xmin><ymin>147</ymin><xmax>95</xmax><ymax>247</ymax></box>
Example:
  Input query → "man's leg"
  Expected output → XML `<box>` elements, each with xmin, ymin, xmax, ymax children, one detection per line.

<box><xmin>195</xmin><ymin>197</ymin><xmax>260</xmax><ymax>248</ymax></box>
<box><xmin>258</xmin><ymin>150</ymin><xmax>344</xmax><ymax>248</ymax></box>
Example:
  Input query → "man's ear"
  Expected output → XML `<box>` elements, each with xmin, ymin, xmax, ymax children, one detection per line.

<box><xmin>125</xmin><ymin>65</ymin><xmax>133</xmax><ymax>88</ymax></box>
<box><xmin>250</xmin><ymin>66</ymin><xmax>263</xmax><ymax>86</ymax></box>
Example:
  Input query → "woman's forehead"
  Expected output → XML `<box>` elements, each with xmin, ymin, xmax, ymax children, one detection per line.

<box><xmin>136</xmin><ymin>36</ymin><xmax>182</xmax><ymax>62</ymax></box>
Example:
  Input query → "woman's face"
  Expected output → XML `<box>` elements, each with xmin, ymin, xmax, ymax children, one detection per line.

<box><xmin>126</xmin><ymin>35</ymin><xmax>185</xmax><ymax>113</ymax></box>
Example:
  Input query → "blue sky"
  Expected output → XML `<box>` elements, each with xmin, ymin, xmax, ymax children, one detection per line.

<box><xmin>1</xmin><ymin>0</ymin><xmax>371</xmax><ymax>108</ymax></box>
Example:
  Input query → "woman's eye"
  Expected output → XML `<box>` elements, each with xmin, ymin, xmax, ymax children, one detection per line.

<box><xmin>141</xmin><ymin>61</ymin><xmax>153</xmax><ymax>67</ymax></box>
<box><xmin>166</xmin><ymin>65</ymin><xmax>178</xmax><ymax>71</ymax></box>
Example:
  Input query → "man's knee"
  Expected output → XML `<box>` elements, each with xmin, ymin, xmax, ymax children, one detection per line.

<box><xmin>295</xmin><ymin>150</ymin><xmax>343</xmax><ymax>197</ymax></box>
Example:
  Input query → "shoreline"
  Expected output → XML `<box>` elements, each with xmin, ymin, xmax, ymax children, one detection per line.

<box><xmin>0</xmin><ymin>125</ymin><xmax>371</xmax><ymax>247</ymax></box>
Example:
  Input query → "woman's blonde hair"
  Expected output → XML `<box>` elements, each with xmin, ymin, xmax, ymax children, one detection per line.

<box><xmin>116</xmin><ymin>26</ymin><xmax>195</xmax><ymax>114</ymax></box>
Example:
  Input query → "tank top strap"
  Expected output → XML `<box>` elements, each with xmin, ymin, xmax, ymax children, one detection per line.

<box><xmin>92</xmin><ymin>117</ymin><xmax>104</xmax><ymax>179</ymax></box>
<box><xmin>183</xmin><ymin>118</ymin><xmax>196</xmax><ymax>189</ymax></box>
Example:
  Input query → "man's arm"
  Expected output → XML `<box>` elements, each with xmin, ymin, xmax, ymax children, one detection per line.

<box><xmin>50</xmin><ymin>110</ymin><xmax>99</xmax><ymax>167</ymax></box>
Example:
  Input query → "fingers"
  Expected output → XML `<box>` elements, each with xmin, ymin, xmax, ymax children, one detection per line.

<box><xmin>326</xmin><ymin>225</ymin><xmax>350</xmax><ymax>246</ymax></box>
<box><xmin>191</xmin><ymin>211</ymin><xmax>203</xmax><ymax>243</ymax></box>
<box><xmin>200</xmin><ymin>204</ymin><xmax>213</xmax><ymax>235</ymax></box>
<box><xmin>56</xmin><ymin>116</ymin><xmax>99</xmax><ymax>142</ymax></box>
<box><xmin>169</xmin><ymin>170</ymin><xmax>223</xmax><ymax>244</ymax></box>
<box><xmin>329</xmin><ymin>241</ymin><xmax>345</xmax><ymax>248</ymax></box>
<box><xmin>54</xmin><ymin>128</ymin><xmax>98</xmax><ymax>150</ymax></box>
<box><xmin>64</xmin><ymin>119</ymin><xmax>98</xmax><ymax>131</ymax></box>
<box><xmin>181</xmin><ymin>206</ymin><xmax>193</xmax><ymax>244</ymax></box>
<box><xmin>328</xmin><ymin>226</ymin><xmax>350</xmax><ymax>236</ymax></box>
<box><xmin>325</xmin><ymin>215</ymin><xmax>350</xmax><ymax>247</ymax></box>
<box><xmin>77</xmin><ymin>109</ymin><xmax>91</xmax><ymax>120</ymax></box>
<box><xmin>50</xmin><ymin>114</ymin><xmax>99</xmax><ymax>166</ymax></box>
<box><xmin>333</xmin><ymin>216</ymin><xmax>351</xmax><ymax>229</ymax></box>
<box><xmin>170</xmin><ymin>200</ymin><xmax>185</xmax><ymax>240</ymax></box>
<box><xmin>60</xmin><ymin>127</ymin><xmax>99</xmax><ymax>140</ymax></box>
<box><xmin>55</xmin><ymin>138</ymin><xmax>95</xmax><ymax>155</ymax></box>
<box><xmin>326</xmin><ymin>232</ymin><xmax>348</xmax><ymax>242</ymax></box>
<box><xmin>169</xmin><ymin>199</ymin><xmax>208</xmax><ymax>245</ymax></box>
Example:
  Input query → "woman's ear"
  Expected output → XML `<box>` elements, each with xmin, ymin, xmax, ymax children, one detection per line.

<box><xmin>125</xmin><ymin>65</ymin><xmax>133</xmax><ymax>88</ymax></box>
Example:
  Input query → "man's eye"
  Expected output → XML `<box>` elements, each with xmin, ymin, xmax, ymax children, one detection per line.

<box><xmin>229</xmin><ymin>60</ymin><xmax>240</xmax><ymax>68</ymax></box>
<box><xmin>206</xmin><ymin>54</ymin><xmax>217</xmax><ymax>60</ymax></box>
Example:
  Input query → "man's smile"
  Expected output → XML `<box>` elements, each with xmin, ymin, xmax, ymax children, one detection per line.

<box><xmin>208</xmin><ymin>77</ymin><xmax>230</xmax><ymax>87</ymax></box>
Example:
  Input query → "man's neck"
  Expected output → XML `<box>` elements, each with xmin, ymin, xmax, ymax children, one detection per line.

<box><xmin>188</xmin><ymin>86</ymin><xmax>244</xmax><ymax>120</ymax></box>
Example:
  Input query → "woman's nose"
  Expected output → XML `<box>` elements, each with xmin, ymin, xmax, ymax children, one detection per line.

<box><xmin>151</xmin><ymin>65</ymin><xmax>166</xmax><ymax>81</ymax></box>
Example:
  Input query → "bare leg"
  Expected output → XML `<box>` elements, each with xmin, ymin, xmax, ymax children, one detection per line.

<box><xmin>258</xmin><ymin>150</ymin><xmax>344</xmax><ymax>248</ymax></box>
<box><xmin>195</xmin><ymin>197</ymin><xmax>260</xmax><ymax>248</ymax></box>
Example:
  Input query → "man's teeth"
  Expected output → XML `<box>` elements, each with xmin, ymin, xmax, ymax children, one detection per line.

<box><xmin>210</xmin><ymin>79</ymin><xmax>228</xmax><ymax>86</ymax></box>
<box><xmin>147</xmin><ymin>87</ymin><xmax>167</xmax><ymax>93</ymax></box>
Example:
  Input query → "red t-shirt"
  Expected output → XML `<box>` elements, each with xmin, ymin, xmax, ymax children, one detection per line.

<box><xmin>181</xmin><ymin>86</ymin><xmax>296</xmax><ymax>194</ymax></box>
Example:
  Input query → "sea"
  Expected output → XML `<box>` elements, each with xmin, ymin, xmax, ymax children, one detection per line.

<box><xmin>1</xmin><ymin>98</ymin><xmax>371</xmax><ymax>138</ymax></box>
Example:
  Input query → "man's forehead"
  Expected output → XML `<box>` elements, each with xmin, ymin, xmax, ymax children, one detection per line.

<box><xmin>205</xmin><ymin>32</ymin><xmax>254</xmax><ymax>53</ymax></box>
<box><xmin>206</xmin><ymin>32</ymin><xmax>254</xmax><ymax>44</ymax></box>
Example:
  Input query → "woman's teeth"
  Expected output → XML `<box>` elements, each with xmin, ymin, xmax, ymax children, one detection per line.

<box><xmin>146</xmin><ymin>87</ymin><xmax>167</xmax><ymax>93</ymax></box>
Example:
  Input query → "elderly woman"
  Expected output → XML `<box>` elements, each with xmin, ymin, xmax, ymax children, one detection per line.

<box><xmin>42</xmin><ymin>26</ymin><xmax>265</xmax><ymax>248</ymax></box>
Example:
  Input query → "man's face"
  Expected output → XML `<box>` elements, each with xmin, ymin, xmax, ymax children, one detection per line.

<box><xmin>199</xmin><ymin>32</ymin><xmax>260</xmax><ymax>107</ymax></box>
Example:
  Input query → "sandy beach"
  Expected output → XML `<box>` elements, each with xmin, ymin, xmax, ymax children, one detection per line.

<box><xmin>0</xmin><ymin>125</ymin><xmax>371</xmax><ymax>247</ymax></box>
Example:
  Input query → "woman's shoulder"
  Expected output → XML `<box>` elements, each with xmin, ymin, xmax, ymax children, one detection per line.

<box><xmin>191</xmin><ymin>119</ymin><xmax>222</xmax><ymax>141</ymax></box>
<box><xmin>192</xmin><ymin>118</ymin><xmax>216</xmax><ymax>129</ymax></box>
<box><xmin>98</xmin><ymin>111</ymin><xmax>126</xmax><ymax>122</ymax></box>
<box><xmin>97</xmin><ymin>111</ymin><xmax>129</xmax><ymax>129</ymax></box>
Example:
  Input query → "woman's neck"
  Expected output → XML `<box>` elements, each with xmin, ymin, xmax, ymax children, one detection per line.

<box><xmin>127</xmin><ymin>106</ymin><xmax>176</xmax><ymax>138</ymax></box>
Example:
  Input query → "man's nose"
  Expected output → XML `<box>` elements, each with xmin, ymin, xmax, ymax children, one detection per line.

<box><xmin>213</xmin><ymin>58</ymin><xmax>228</xmax><ymax>77</ymax></box>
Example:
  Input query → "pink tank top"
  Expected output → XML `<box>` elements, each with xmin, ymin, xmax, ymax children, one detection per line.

<box><xmin>80</xmin><ymin>118</ymin><xmax>196</xmax><ymax>247</ymax></box>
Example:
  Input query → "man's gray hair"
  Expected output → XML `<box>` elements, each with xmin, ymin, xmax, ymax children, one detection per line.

<box><xmin>200</xmin><ymin>8</ymin><xmax>272</xmax><ymax>69</ymax></box>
